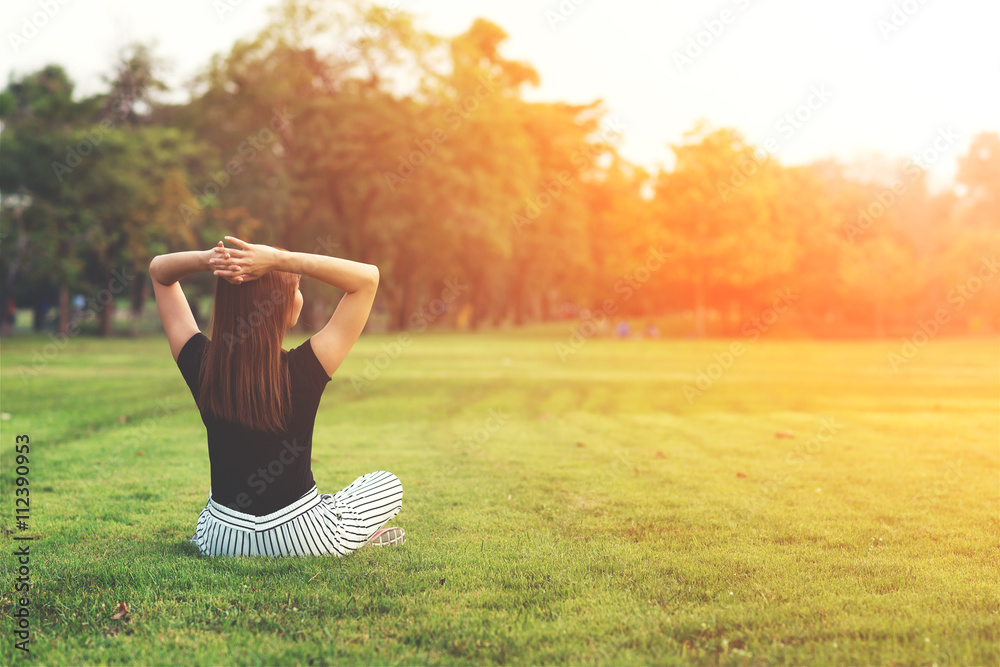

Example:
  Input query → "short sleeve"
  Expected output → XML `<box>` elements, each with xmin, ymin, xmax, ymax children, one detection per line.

<box><xmin>287</xmin><ymin>336</ymin><xmax>332</xmax><ymax>394</ymax></box>
<box><xmin>176</xmin><ymin>332</ymin><xmax>208</xmax><ymax>401</ymax></box>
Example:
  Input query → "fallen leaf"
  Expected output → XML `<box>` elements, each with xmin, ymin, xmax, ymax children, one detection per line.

<box><xmin>439</xmin><ymin>578</ymin><xmax>446</xmax><ymax>586</ymax></box>
<box><xmin>119</xmin><ymin>415</ymin><xmax>128</xmax><ymax>423</ymax></box>
<box><xmin>576</xmin><ymin>442</ymin><xmax>587</xmax><ymax>448</ymax></box>
<box><xmin>111</xmin><ymin>601</ymin><xmax>128</xmax><ymax>620</ymax></box>
<box><xmin>634</xmin><ymin>467</ymin><xmax>640</xmax><ymax>475</ymax></box>
<box><xmin>775</xmin><ymin>430</ymin><xmax>795</xmax><ymax>439</ymax></box>
<box><xmin>137</xmin><ymin>450</ymin><xmax>145</xmax><ymax>456</ymax></box>
<box><xmin>736</xmin><ymin>472</ymin><xmax>747</xmax><ymax>478</ymax></box>
<box><xmin>654</xmin><ymin>451</ymin><xmax>666</xmax><ymax>459</ymax></box>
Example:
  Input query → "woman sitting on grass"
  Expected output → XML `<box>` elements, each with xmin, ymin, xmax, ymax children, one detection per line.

<box><xmin>148</xmin><ymin>235</ymin><xmax>405</xmax><ymax>557</ymax></box>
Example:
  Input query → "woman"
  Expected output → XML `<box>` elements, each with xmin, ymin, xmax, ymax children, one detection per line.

<box><xmin>148</xmin><ymin>235</ymin><xmax>404</xmax><ymax>557</ymax></box>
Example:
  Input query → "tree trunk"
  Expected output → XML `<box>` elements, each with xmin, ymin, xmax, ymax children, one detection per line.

<box><xmin>129</xmin><ymin>271</ymin><xmax>146</xmax><ymax>337</ymax></box>
<box><xmin>32</xmin><ymin>302</ymin><xmax>44</xmax><ymax>332</ymax></box>
<box><xmin>873</xmin><ymin>257</ymin><xmax>886</xmax><ymax>339</ymax></box>
<box><xmin>1</xmin><ymin>296</ymin><xmax>13</xmax><ymax>338</ymax></box>
<box><xmin>100</xmin><ymin>268</ymin><xmax>115</xmax><ymax>337</ymax></box>
<box><xmin>100</xmin><ymin>302</ymin><xmax>114</xmax><ymax>337</ymax></box>
<box><xmin>693</xmin><ymin>271</ymin><xmax>707</xmax><ymax>338</ymax></box>
<box><xmin>395</xmin><ymin>279</ymin><xmax>414</xmax><ymax>331</ymax></box>
<box><xmin>466</xmin><ymin>272</ymin><xmax>486</xmax><ymax>331</ymax></box>
<box><xmin>513</xmin><ymin>297</ymin><xmax>525</xmax><ymax>326</ymax></box>
<box><xmin>540</xmin><ymin>291</ymin><xmax>552</xmax><ymax>322</ymax></box>
<box><xmin>58</xmin><ymin>284</ymin><xmax>69</xmax><ymax>337</ymax></box>
<box><xmin>471</xmin><ymin>292</ymin><xmax>489</xmax><ymax>331</ymax></box>
<box><xmin>3</xmin><ymin>209</ymin><xmax>28</xmax><ymax>337</ymax></box>
<box><xmin>511</xmin><ymin>265</ymin><xmax>526</xmax><ymax>326</ymax></box>
<box><xmin>307</xmin><ymin>295</ymin><xmax>325</xmax><ymax>333</ymax></box>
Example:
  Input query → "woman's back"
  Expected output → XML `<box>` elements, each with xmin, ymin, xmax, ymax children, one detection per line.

<box><xmin>176</xmin><ymin>331</ymin><xmax>332</xmax><ymax>516</ymax></box>
<box><xmin>152</xmin><ymin>236</ymin><xmax>404</xmax><ymax>557</ymax></box>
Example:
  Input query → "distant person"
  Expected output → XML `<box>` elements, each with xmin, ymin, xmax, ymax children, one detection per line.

<box><xmin>33</xmin><ymin>298</ymin><xmax>51</xmax><ymax>332</ymax></box>
<box><xmin>2</xmin><ymin>296</ymin><xmax>15</xmax><ymax>336</ymax></box>
<box><xmin>149</xmin><ymin>237</ymin><xmax>404</xmax><ymax>557</ymax></box>
<box><xmin>645</xmin><ymin>321</ymin><xmax>660</xmax><ymax>338</ymax></box>
<box><xmin>616</xmin><ymin>320</ymin><xmax>631</xmax><ymax>339</ymax></box>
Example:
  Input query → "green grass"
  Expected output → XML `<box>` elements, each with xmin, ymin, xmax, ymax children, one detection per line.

<box><xmin>1</xmin><ymin>330</ymin><xmax>997</xmax><ymax>665</ymax></box>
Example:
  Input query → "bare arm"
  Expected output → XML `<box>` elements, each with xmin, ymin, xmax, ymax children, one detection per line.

<box><xmin>214</xmin><ymin>235</ymin><xmax>376</xmax><ymax>292</ymax></box>
<box><xmin>149</xmin><ymin>249</ymin><xmax>214</xmax><ymax>285</ymax></box>
<box><xmin>277</xmin><ymin>250</ymin><xmax>379</xmax><ymax>294</ymax></box>
<box><xmin>149</xmin><ymin>243</ymin><xmax>230</xmax><ymax>360</ymax></box>
<box><xmin>282</xmin><ymin>251</ymin><xmax>378</xmax><ymax>378</ymax></box>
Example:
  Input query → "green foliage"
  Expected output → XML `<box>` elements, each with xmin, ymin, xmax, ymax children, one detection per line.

<box><xmin>1</xmin><ymin>0</ymin><xmax>999</xmax><ymax>337</ymax></box>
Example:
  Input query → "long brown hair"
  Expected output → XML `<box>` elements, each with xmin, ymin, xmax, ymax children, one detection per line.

<box><xmin>196</xmin><ymin>252</ymin><xmax>302</xmax><ymax>434</ymax></box>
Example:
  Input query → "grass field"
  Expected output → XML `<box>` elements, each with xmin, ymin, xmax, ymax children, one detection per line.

<box><xmin>1</xmin><ymin>330</ymin><xmax>997</xmax><ymax>665</ymax></box>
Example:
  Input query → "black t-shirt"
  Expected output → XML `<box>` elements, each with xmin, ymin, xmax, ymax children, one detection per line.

<box><xmin>176</xmin><ymin>332</ymin><xmax>332</xmax><ymax>516</ymax></box>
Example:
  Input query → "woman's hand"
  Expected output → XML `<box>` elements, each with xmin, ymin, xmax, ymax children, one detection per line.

<box><xmin>209</xmin><ymin>236</ymin><xmax>280</xmax><ymax>284</ymax></box>
<box><xmin>207</xmin><ymin>241</ymin><xmax>242</xmax><ymax>285</ymax></box>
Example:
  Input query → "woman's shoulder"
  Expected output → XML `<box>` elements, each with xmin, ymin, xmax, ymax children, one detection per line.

<box><xmin>284</xmin><ymin>336</ymin><xmax>332</xmax><ymax>388</ymax></box>
<box><xmin>186</xmin><ymin>330</ymin><xmax>209</xmax><ymax>344</ymax></box>
<box><xmin>178</xmin><ymin>330</ymin><xmax>209</xmax><ymax>362</ymax></box>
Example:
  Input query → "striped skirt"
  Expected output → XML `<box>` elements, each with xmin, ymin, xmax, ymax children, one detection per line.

<box><xmin>189</xmin><ymin>470</ymin><xmax>403</xmax><ymax>557</ymax></box>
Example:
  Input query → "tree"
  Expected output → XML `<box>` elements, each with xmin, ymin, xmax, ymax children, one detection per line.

<box><xmin>654</xmin><ymin>122</ymin><xmax>794</xmax><ymax>336</ymax></box>
<box><xmin>0</xmin><ymin>65</ymin><xmax>96</xmax><ymax>336</ymax></box>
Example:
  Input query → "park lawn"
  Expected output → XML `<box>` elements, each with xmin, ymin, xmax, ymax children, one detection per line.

<box><xmin>1</xmin><ymin>331</ymin><xmax>997</xmax><ymax>665</ymax></box>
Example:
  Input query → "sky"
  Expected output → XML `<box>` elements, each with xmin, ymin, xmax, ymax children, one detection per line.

<box><xmin>3</xmin><ymin>0</ymin><xmax>998</xmax><ymax>191</ymax></box>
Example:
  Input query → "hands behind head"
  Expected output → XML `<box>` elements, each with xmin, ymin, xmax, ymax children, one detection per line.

<box><xmin>209</xmin><ymin>236</ymin><xmax>276</xmax><ymax>284</ymax></box>
<box><xmin>209</xmin><ymin>242</ymin><xmax>243</xmax><ymax>285</ymax></box>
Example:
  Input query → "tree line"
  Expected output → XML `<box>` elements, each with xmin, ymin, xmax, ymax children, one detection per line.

<box><xmin>2</xmin><ymin>0</ymin><xmax>997</xmax><ymax>338</ymax></box>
